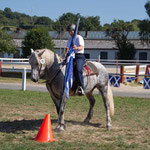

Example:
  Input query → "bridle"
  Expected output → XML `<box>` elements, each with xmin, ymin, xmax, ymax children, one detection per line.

<box><xmin>38</xmin><ymin>56</ymin><xmax>66</xmax><ymax>84</ymax></box>
<box><xmin>38</xmin><ymin>57</ymin><xmax>45</xmax><ymax>76</ymax></box>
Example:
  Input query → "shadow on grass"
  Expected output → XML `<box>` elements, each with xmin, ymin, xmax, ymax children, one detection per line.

<box><xmin>66</xmin><ymin>120</ymin><xmax>102</xmax><ymax>128</ymax></box>
<box><xmin>0</xmin><ymin>119</ymin><xmax>56</xmax><ymax>133</ymax></box>
<box><xmin>0</xmin><ymin>119</ymin><xmax>102</xmax><ymax>133</ymax></box>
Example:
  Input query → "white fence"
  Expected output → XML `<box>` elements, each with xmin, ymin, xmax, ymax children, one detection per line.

<box><xmin>0</xmin><ymin>58</ymin><xmax>30</xmax><ymax>91</ymax></box>
<box><xmin>0</xmin><ymin>58</ymin><xmax>29</xmax><ymax>62</ymax></box>
<box><xmin>0</xmin><ymin>58</ymin><xmax>150</xmax><ymax>91</ymax></box>
<box><xmin>1</xmin><ymin>68</ymin><xmax>30</xmax><ymax>91</ymax></box>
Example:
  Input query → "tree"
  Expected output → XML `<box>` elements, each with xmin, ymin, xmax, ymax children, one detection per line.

<box><xmin>102</xmin><ymin>23</ymin><xmax>111</xmax><ymax>31</ymax></box>
<box><xmin>138</xmin><ymin>1</ymin><xmax>150</xmax><ymax>45</ymax></box>
<box><xmin>106</xmin><ymin>20</ymin><xmax>136</xmax><ymax>60</ymax></box>
<box><xmin>22</xmin><ymin>27</ymin><xmax>55</xmax><ymax>57</ymax></box>
<box><xmin>138</xmin><ymin>19</ymin><xmax>150</xmax><ymax>44</ymax></box>
<box><xmin>145</xmin><ymin>1</ymin><xmax>150</xmax><ymax>17</ymax></box>
<box><xmin>130</xmin><ymin>19</ymin><xmax>140</xmax><ymax>31</ymax></box>
<box><xmin>0</xmin><ymin>29</ymin><xmax>16</xmax><ymax>54</ymax></box>
<box><xmin>54</xmin><ymin>12</ymin><xmax>101</xmax><ymax>31</ymax></box>
<box><xmin>35</xmin><ymin>17</ymin><xmax>54</xmax><ymax>26</ymax></box>
<box><xmin>79</xmin><ymin>16</ymin><xmax>102</xmax><ymax>31</ymax></box>
<box><xmin>3</xmin><ymin>7</ymin><xmax>13</xmax><ymax>19</ymax></box>
<box><xmin>56</xmin><ymin>12</ymin><xmax>79</xmax><ymax>31</ymax></box>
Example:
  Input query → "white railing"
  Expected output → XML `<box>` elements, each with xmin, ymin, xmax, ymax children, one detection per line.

<box><xmin>1</xmin><ymin>68</ymin><xmax>31</xmax><ymax>91</ymax></box>
<box><xmin>0</xmin><ymin>58</ymin><xmax>150</xmax><ymax>91</ymax></box>
<box><xmin>87</xmin><ymin>58</ymin><xmax>150</xmax><ymax>65</ymax></box>
<box><xmin>2</xmin><ymin>62</ymin><xmax>29</xmax><ymax>65</ymax></box>
<box><xmin>0</xmin><ymin>58</ymin><xmax>29</xmax><ymax>62</ymax></box>
<box><xmin>1</xmin><ymin>57</ymin><xmax>150</xmax><ymax>64</ymax></box>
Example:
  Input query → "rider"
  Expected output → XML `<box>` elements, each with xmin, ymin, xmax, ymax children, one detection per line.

<box><xmin>65</xmin><ymin>24</ymin><xmax>85</xmax><ymax>96</ymax></box>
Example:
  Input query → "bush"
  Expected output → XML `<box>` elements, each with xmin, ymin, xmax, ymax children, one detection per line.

<box><xmin>22</xmin><ymin>27</ymin><xmax>55</xmax><ymax>57</ymax></box>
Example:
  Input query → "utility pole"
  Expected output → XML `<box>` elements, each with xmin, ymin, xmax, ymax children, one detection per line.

<box><xmin>56</xmin><ymin>19</ymin><xmax>62</xmax><ymax>56</ymax></box>
<box><xmin>59</xmin><ymin>22</ymin><xmax>61</xmax><ymax>56</ymax></box>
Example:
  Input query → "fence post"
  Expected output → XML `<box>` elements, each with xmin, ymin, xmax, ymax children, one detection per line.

<box><xmin>145</xmin><ymin>65</ymin><xmax>149</xmax><ymax>78</ymax></box>
<box><xmin>135</xmin><ymin>65</ymin><xmax>140</xmax><ymax>83</ymax></box>
<box><xmin>115</xmin><ymin>60</ymin><xmax>119</xmax><ymax>74</ymax></box>
<box><xmin>98</xmin><ymin>55</ymin><xmax>100</xmax><ymax>62</ymax></box>
<box><xmin>0</xmin><ymin>61</ymin><xmax>1</xmax><ymax>75</ymax></box>
<box><xmin>22</xmin><ymin>68</ymin><xmax>26</xmax><ymax>91</ymax></box>
<box><xmin>120</xmin><ymin>65</ymin><xmax>124</xmax><ymax>83</ymax></box>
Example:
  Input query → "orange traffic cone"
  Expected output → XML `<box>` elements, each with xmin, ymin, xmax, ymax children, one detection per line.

<box><xmin>35</xmin><ymin>114</ymin><xmax>55</xmax><ymax>142</ymax></box>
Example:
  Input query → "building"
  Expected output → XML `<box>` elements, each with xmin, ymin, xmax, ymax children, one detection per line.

<box><xmin>53</xmin><ymin>31</ymin><xmax>150</xmax><ymax>61</ymax></box>
<box><xmin>3</xmin><ymin>30</ymin><xmax>150</xmax><ymax>60</ymax></box>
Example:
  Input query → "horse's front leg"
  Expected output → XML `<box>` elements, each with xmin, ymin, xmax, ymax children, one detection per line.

<box><xmin>55</xmin><ymin>97</ymin><xmax>67</xmax><ymax>132</ymax></box>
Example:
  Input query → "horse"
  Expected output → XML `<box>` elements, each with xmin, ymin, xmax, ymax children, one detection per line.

<box><xmin>29</xmin><ymin>48</ymin><xmax>114</xmax><ymax>131</ymax></box>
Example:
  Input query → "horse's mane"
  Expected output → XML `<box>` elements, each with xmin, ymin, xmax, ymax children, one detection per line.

<box><xmin>36</xmin><ymin>49</ymin><xmax>64</xmax><ymax>63</ymax></box>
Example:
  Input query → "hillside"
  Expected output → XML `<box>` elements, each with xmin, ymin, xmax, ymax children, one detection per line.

<box><xmin>0</xmin><ymin>7</ymin><xmax>54</xmax><ymax>29</ymax></box>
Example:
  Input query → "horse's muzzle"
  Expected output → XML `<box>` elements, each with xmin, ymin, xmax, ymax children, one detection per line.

<box><xmin>31</xmin><ymin>77</ymin><xmax>38</xmax><ymax>82</ymax></box>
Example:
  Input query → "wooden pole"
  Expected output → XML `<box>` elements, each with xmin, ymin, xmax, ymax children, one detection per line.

<box><xmin>135</xmin><ymin>65</ymin><xmax>139</xmax><ymax>83</ymax></box>
<box><xmin>145</xmin><ymin>65</ymin><xmax>149</xmax><ymax>78</ymax></box>
<box><xmin>0</xmin><ymin>61</ymin><xmax>2</xmax><ymax>76</ymax></box>
<box><xmin>120</xmin><ymin>65</ymin><xmax>124</xmax><ymax>83</ymax></box>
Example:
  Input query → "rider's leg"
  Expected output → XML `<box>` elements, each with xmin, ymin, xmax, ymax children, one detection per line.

<box><xmin>74</xmin><ymin>54</ymin><xmax>85</xmax><ymax>95</ymax></box>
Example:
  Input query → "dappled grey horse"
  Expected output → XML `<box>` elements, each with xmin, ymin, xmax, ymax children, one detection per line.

<box><xmin>29</xmin><ymin>49</ymin><xmax>114</xmax><ymax>131</ymax></box>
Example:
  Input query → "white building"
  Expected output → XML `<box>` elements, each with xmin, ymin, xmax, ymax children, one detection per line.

<box><xmin>4</xmin><ymin>30</ymin><xmax>150</xmax><ymax>60</ymax></box>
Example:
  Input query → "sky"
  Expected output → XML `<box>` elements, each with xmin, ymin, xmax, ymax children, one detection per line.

<box><xmin>0</xmin><ymin>0</ymin><xmax>149</xmax><ymax>25</ymax></box>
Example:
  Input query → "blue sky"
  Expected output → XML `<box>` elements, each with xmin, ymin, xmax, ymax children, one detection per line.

<box><xmin>0</xmin><ymin>0</ymin><xmax>148</xmax><ymax>25</ymax></box>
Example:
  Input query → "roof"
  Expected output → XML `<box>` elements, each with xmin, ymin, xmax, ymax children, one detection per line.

<box><xmin>9</xmin><ymin>30</ymin><xmax>142</xmax><ymax>40</ymax></box>
<box><xmin>53</xmin><ymin>39</ymin><xmax>150</xmax><ymax>50</ymax></box>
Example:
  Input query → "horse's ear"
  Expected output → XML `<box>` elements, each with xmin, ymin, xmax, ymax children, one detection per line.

<box><xmin>31</xmin><ymin>48</ymin><xmax>34</xmax><ymax>54</ymax></box>
<box><xmin>38</xmin><ymin>49</ymin><xmax>45</xmax><ymax>57</ymax></box>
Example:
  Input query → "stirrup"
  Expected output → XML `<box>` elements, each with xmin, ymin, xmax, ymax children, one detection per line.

<box><xmin>77</xmin><ymin>86</ymin><xmax>85</xmax><ymax>96</ymax></box>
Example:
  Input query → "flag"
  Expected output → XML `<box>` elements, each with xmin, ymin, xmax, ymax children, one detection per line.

<box><xmin>63</xmin><ymin>19</ymin><xmax>80</xmax><ymax>98</ymax></box>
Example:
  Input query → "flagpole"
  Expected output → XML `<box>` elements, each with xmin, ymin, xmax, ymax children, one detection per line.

<box><xmin>58</xmin><ymin>18</ymin><xmax>80</xmax><ymax>124</ymax></box>
<box><xmin>72</xmin><ymin>18</ymin><xmax>80</xmax><ymax>45</ymax></box>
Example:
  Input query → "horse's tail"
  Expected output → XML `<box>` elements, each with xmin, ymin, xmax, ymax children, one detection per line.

<box><xmin>107</xmin><ymin>83</ymin><xmax>114</xmax><ymax>116</ymax></box>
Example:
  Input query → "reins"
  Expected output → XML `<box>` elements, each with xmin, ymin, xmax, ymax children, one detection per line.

<box><xmin>38</xmin><ymin>60</ymin><xmax>66</xmax><ymax>84</ymax></box>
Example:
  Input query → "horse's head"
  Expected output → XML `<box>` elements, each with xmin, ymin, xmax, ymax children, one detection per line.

<box><xmin>29</xmin><ymin>49</ymin><xmax>47</xmax><ymax>82</ymax></box>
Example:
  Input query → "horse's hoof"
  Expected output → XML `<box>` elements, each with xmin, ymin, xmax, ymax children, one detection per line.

<box><xmin>55</xmin><ymin>124</ymin><xmax>66</xmax><ymax>132</ymax></box>
<box><xmin>106</xmin><ymin>124</ymin><xmax>112</xmax><ymax>131</ymax></box>
<box><xmin>84</xmin><ymin>120</ymin><xmax>89</xmax><ymax>124</ymax></box>
<box><xmin>84</xmin><ymin>118</ymin><xmax>90</xmax><ymax>123</ymax></box>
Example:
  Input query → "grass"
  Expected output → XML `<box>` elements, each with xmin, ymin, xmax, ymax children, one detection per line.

<box><xmin>0</xmin><ymin>76</ymin><xmax>45</xmax><ymax>84</ymax></box>
<box><xmin>0</xmin><ymin>89</ymin><xmax>150</xmax><ymax>150</ymax></box>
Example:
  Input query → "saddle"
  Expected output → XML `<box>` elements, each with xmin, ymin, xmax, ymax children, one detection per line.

<box><xmin>69</xmin><ymin>61</ymin><xmax>99</xmax><ymax>95</ymax></box>
<box><xmin>83</xmin><ymin>61</ymin><xmax>99</xmax><ymax>76</ymax></box>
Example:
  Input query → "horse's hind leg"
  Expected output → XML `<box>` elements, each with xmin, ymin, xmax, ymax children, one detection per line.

<box><xmin>84</xmin><ymin>92</ymin><xmax>95</xmax><ymax>123</ymax></box>
<box><xmin>97</xmin><ymin>85</ymin><xmax>112</xmax><ymax>130</ymax></box>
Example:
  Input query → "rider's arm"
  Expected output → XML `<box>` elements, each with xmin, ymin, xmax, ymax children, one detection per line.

<box><xmin>64</xmin><ymin>47</ymin><xmax>69</xmax><ymax>57</ymax></box>
<box><xmin>73</xmin><ymin>45</ymin><xmax>84</xmax><ymax>51</ymax></box>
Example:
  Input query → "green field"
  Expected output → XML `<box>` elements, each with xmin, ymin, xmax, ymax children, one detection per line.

<box><xmin>0</xmin><ymin>89</ymin><xmax>150</xmax><ymax>150</ymax></box>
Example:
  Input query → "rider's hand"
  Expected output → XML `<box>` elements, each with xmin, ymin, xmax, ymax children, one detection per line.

<box><xmin>73</xmin><ymin>45</ymin><xmax>78</xmax><ymax>50</ymax></box>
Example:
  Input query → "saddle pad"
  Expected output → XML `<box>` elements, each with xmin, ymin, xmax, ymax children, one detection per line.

<box><xmin>84</xmin><ymin>64</ymin><xmax>94</xmax><ymax>76</ymax></box>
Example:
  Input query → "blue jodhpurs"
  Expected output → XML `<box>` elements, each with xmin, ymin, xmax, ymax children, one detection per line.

<box><xmin>74</xmin><ymin>54</ymin><xmax>85</xmax><ymax>89</ymax></box>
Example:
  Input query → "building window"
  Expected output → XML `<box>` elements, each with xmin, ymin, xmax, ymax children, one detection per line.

<box><xmin>0</xmin><ymin>53</ymin><xmax>4</xmax><ymax>57</ymax></box>
<box><xmin>100</xmin><ymin>52</ymin><xmax>108</xmax><ymax>59</ymax></box>
<box><xmin>84</xmin><ymin>53</ymin><xmax>90</xmax><ymax>59</ymax></box>
<box><xmin>115</xmin><ymin>52</ymin><xmax>119</xmax><ymax>59</ymax></box>
<box><xmin>139</xmin><ymin>52</ymin><xmax>147</xmax><ymax>60</ymax></box>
